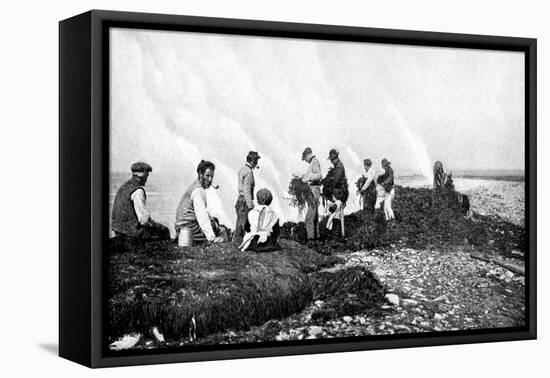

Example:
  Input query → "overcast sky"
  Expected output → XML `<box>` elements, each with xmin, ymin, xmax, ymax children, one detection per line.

<box><xmin>109</xmin><ymin>27</ymin><xmax>525</xmax><ymax>223</ymax></box>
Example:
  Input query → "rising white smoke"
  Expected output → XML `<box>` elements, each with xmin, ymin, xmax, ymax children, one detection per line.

<box><xmin>110</xmin><ymin>28</ymin><xmax>524</xmax><ymax>231</ymax></box>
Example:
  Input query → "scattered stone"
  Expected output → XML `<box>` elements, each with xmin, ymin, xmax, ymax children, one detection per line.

<box><xmin>432</xmin><ymin>294</ymin><xmax>449</xmax><ymax>302</ymax></box>
<box><xmin>308</xmin><ymin>326</ymin><xmax>324</xmax><ymax>338</ymax></box>
<box><xmin>402</xmin><ymin>299</ymin><xmax>418</xmax><ymax>307</ymax></box>
<box><xmin>385</xmin><ymin>294</ymin><xmax>400</xmax><ymax>306</ymax></box>
<box><xmin>394</xmin><ymin>324</ymin><xmax>412</xmax><ymax>332</ymax></box>
<box><xmin>110</xmin><ymin>334</ymin><xmax>141</xmax><ymax>351</ymax></box>
<box><xmin>434</xmin><ymin>313</ymin><xmax>443</xmax><ymax>322</ymax></box>
<box><xmin>343</xmin><ymin>316</ymin><xmax>353</xmax><ymax>323</ymax></box>
<box><xmin>152</xmin><ymin>327</ymin><xmax>165</xmax><ymax>343</ymax></box>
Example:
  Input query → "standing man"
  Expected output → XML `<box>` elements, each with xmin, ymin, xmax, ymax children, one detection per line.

<box><xmin>232</xmin><ymin>151</ymin><xmax>261</xmax><ymax>244</ymax></box>
<box><xmin>377</xmin><ymin>158</ymin><xmax>395</xmax><ymax>221</ymax></box>
<box><xmin>300</xmin><ymin>147</ymin><xmax>322</xmax><ymax>241</ymax></box>
<box><xmin>175</xmin><ymin>160</ymin><xmax>226</xmax><ymax>247</ymax></box>
<box><xmin>323</xmin><ymin>149</ymin><xmax>348</xmax><ymax>238</ymax></box>
<box><xmin>111</xmin><ymin>162</ymin><xmax>170</xmax><ymax>240</ymax></box>
<box><xmin>359</xmin><ymin>158</ymin><xmax>377</xmax><ymax>213</ymax></box>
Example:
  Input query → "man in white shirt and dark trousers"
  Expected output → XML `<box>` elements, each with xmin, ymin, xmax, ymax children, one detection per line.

<box><xmin>232</xmin><ymin>151</ymin><xmax>260</xmax><ymax>244</ymax></box>
<box><xmin>175</xmin><ymin>160</ymin><xmax>226</xmax><ymax>247</ymax></box>
<box><xmin>111</xmin><ymin>162</ymin><xmax>170</xmax><ymax>241</ymax></box>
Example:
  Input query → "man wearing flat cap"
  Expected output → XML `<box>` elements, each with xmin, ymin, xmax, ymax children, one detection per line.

<box><xmin>375</xmin><ymin>158</ymin><xmax>395</xmax><ymax>221</ymax></box>
<box><xmin>111</xmin><ymin>162</ymin><xmax>170</xmax><ymax>240</ymax></box>
<box><xmin>232</xmin><ymin>151</ymin><xmax>261</xmax><ymax>244</ymax></box>
<box><xmin>323</xmin><ymin>149</ymin><xmax>348</xmax><ymax>238</ymax></box>
<box><xmin>299</xmin><ymin>147</ymin><xmax>322</xmax><ymax>241</ymax></box>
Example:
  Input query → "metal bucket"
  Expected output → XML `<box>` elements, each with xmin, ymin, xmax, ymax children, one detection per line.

<box><xmin>178</xmin><ymin>228</ymin><xmax>193</xmax><ymax>247</ymax></box>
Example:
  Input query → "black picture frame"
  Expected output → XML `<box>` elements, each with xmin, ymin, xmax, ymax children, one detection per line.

<box><xmin>59</xmin><ymin>9</ymin><xmax>537</xmax><ymax>368</ymax></box>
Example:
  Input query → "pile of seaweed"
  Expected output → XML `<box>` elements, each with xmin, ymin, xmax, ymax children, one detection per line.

<box><xmin>310</xmin><ymin>267</ymin><xmax>387</xmax><ymax>323</ymax></box>
<box><xmin>108</xmin><ymin>238</ymin><xmax>342</xmax><ymax>342</ymax></box>
<box><xmin>281</xmin><ymin>186</ymin><xmax>525</xmax><ymax>256</ymax></box>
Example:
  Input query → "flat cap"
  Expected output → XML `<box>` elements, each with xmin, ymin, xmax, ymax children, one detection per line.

<box><xmin>131</xmin><ymin>162</ymin><xmax>153</xmax><ymax>173</ymax></box>
<box><xmin>327</xmin><ymin>148</ymin><xmax>339</xmax><ymax>160</ymax></box>
<box><xmin>247</xmin><ymin>151</ymin><xmax>261</xmax><ymax>160</ymax></box>
<box><xmin>381</xmin><ymin>158</ymin><xmax>391</xmax><ymax>167</ymax></box>
<box><xmin>301</xmin><ymin>147</ymin><xmax>313</xmax><ymax>161</ymax></box>
<box><xmin>363</xmin><ymin>158</ymin><xmax>372</xmax><ymax>166</ymax></box>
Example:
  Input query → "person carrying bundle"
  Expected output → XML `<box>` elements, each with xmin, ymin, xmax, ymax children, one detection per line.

<box><xmin>322</xmin><ymin>148</ymin><xmax>348</xmax><ymax>238</ymax></box>
<box><xmin>375</xmin><ymin>158</ymin><xmax>395</xmax><ymax>221</ymax></box>
<box><xmin>359</xmin><ymin>158</ymin><xmax>377</xmax><ymax>213</ymax></box>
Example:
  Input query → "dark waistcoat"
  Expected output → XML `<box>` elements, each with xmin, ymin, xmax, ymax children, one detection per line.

<box><xmin>112</xmin><ymin>177</ymin><xmax>144</xmax><ymax>237</ymax></box>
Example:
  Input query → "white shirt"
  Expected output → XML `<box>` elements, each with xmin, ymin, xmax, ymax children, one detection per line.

<box><xmin>239</xmin><ymin>205</ymin><xmax>279</xmax><ymax>251</ymax></box>
<box><xmin>361</xmin><ymin>167</ymin><xmax>376</xmax><ymax>192</ymax></box>
<box><xmin>130</xmin><ymin>188</ymin><xmax>150</xmax><ymax>225</ymax></box>
<box><xmin>190</xmin><ymin>187</ymin><xmax>216</xmax><ymax>241</ymax></box>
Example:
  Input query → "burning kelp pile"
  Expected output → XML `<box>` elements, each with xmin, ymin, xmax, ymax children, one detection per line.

<box><xmin>281</xmin><ymin>186</ymin><xmax>525</xmax><ymax>257</ymax></box>
<box><xmin>108</xmin><ymin>238</ymin><xmax>343</xmax><ymax>343</ymax></box>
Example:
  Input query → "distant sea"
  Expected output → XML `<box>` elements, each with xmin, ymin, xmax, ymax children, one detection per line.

<box><xmin>109</xmin><ymin>170</ymin><xmax>524</xmax><ymax>238</ymax></box>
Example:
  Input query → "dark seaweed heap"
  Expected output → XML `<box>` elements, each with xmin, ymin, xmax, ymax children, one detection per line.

<box><xmin>281</xmin><ymin>186</ymin><xmax>525</xmax><ymax>257</ymax></box>
<box><xmin>310</xmin><ymin>266</ymin><xmax>387</xmax><ymax>323</ymax></box>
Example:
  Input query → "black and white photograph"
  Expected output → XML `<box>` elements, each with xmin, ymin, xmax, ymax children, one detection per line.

<box><xmin>106</xmin><ymin>26</ymin><xmax>528</xmax><ymax>353</ymax></box>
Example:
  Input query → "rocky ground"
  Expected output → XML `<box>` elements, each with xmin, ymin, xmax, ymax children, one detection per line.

<box><xmin>110</xmin><ymin>179</ymin><xmax>526</xmax><ymax>350</ymax></box>
<box><xmin>462</xmin><ymin>180</ymin><xmax>525</xmax><ymax>227</ymax></box>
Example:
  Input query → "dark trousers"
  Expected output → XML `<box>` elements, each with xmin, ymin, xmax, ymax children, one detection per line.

<box><xmin>116</xmin><ymin>221</ymin><xmax>171</xmax><ymax>241</ymax></box>
<box><xmin>305</xmin><ymin>185</ymin><xmax>321</xmax><ymax>240</ymax></box>
<box><xmin>232</xmin><ymin>196</ymin><xmax>250</xmax><ymax>244</ymax></box>
<box><xmin>362</xmin><ymin>188</ymin><xmax>376</xmax><ymax>214</ymax></box>
<box><xmin>247</xmin><ymin>223</ymin><xmax>281</xmax><ymax>252</ymax></box>
<box><xmin>139</xmin><ymin>222</ymin><xmax>171</xmax><ymax>240</ymax></box>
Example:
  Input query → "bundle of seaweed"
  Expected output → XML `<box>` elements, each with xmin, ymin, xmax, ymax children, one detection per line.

<box><xmin>108</xmin><ymin>238</ymin><xmax>342</xmax><ymax>342</ymax></box>
<box><xmin>355</xmin><ymin>175</ymin><xmax>367</xmax><ymax>193</ymax></box>
<box><xmin>287</xmin><ymin>177</ymin><xmax>314</xmax><ymax>214</ymax></box>
<box><xmin>281</xmin><ymin>186</ymin><xmax>525</xmax><ymax>257</ymax></box>
<box><xmin>321</xmin><ymin>169</ymin><xmax>349</xmax><ymax>204</ymax></box>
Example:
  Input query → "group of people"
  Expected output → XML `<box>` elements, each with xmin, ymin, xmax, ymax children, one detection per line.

<box><xmin>111</xmin><ymin>148</ymin><xmax>397</xmax><ymax>251</ymax></box>
<box><xmin>358</xmin><ymin>157</ymin><xmax>396</xmax><ymax>222</ymax></box>
<box><xmin>111</xmin><ymin>153</ymin><xmax>281</xmax><ymax>252</ymax></box>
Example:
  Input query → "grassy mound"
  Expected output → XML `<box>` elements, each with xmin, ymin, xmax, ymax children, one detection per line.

<box><xmin>108</xmin><ymin>238</ymin><xmax>342</xmax><ymax>341</ymax></box>
<box><xmin>281</xmin><ymin>186</ymin><xmax>525</xmax><ymax>256</ymax></box>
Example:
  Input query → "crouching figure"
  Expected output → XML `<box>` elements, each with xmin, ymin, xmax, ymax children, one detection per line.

<box><xmin>239</xmin><ymin>188</ymin><xmax>281</xmax><ymax>252</ymax></box>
